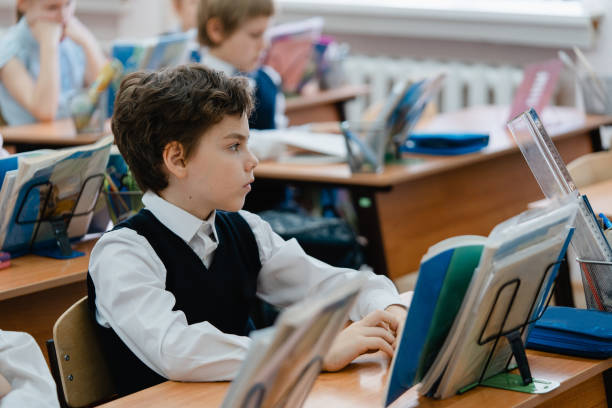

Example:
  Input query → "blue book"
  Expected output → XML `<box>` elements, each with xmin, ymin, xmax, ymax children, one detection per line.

<box><xmin>108</xmin><ymin>31</ymin><xmax>192</xmax><ymax>115</ymax></box>
<box><xmin>384</xmin><ymin>235</ymin><xmax>486</xmax><ymax>406</ymax></box>
<box><xmin>526</xmin><ymin>306</ymin><xmax>612</xmax><ymax>358</ymax></box>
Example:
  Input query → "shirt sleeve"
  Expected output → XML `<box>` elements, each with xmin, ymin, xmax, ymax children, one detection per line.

<box><xmin>239</xmin><ymin>210</ymin><xmax>403</xmax><ymax>322</ymax></box>
<box><xmin>0</xmin><ymin>29</ymin><xmax>20</xmax><ymax>69</ymax></box>
<box><xmin>89</xmin><ymin>228</ymin><xmax>251</xmax><ymax>382</ymax></box>
<box><xmin>0</xmin><ymin>331</ymin><xmax>59</xmax><ymax>408</ymax></box>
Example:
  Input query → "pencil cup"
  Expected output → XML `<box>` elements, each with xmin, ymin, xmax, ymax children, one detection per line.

<box><xmin>340</xmin><ymin>121</ymin><xmax>388</xmax><ymax>173</ymax></box>
<box><xmin>575</xmin><ymin>258</ymin><xmax>612</xmax><ymax>312</ymax></box>
<box><xmin>104</xmin><ymin>190</ymin><xmax>143</xmax><ymax>225</ymax></box>
<box><xmin>578</xmin><ymin>75</ymin><xmax>612</xmax><ymax>115</ymax></box>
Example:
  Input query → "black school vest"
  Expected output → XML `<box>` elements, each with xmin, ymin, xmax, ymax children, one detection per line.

<box><xmin>87</xmin><ymin>209</ymin><xmax>261</xmax><ymax>397</ymax></box>
<box><xmin>248</xmin><ymin>68</ymin><xmax>278</xmax><ymax>130</ymax></box>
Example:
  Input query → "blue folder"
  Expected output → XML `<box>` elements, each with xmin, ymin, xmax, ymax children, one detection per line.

<box><xmin>400</xmin><ymin>132</ymin><xmax>489</xmax><ymax>155</ymax></box>
<box><xmin>526</xmin><ymin>306</ymin><xmax>612</xmax><ymax>359</ymax></box>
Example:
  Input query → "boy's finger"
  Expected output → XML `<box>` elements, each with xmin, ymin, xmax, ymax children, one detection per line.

<box><xmin>361</xmin><ymin>327</ymin><xmax>395</xmax><ymax>344</ymax></box>
<box><xmin>363</xmin><ymin>337</ymin><xmax>394</xmax><ymax>358</ymax></box>
<box><xmin>362</xmin><ymin>310</ymin><xmax>398</xmax><ymax>330</ymax></box>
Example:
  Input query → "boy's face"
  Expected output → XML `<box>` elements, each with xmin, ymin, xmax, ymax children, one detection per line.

<box><xmin>213</xmin><ymin>15</ymin><xmax>270</xmax><ymax>72</ymax></box>
<box><xmin>178</xmin><ymin>114</ymin><xmax>258</xmax><ymax>219</ymax></box>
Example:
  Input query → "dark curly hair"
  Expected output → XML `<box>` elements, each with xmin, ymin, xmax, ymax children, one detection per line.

<box><xmin>111</xmin><ymin>64</ymin><xmax>253</xmax><ymax>194</ymax></box>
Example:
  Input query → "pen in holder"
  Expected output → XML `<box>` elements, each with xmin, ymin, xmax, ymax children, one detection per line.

<box><xmin>70</xmin><ymin>59</ymin><xmax>123</xmax><ymax>133</ymax></box>
<box><xmin>340</xmin><ymin>121</ymin><xmax>389</xmax><ymax>173</ymax></box>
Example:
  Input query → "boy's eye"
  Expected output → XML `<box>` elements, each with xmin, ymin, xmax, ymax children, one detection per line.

<box><xmin>229</xmin><ymin>143</ymin><xmax>240</xmax><ymax>151</ymax></box>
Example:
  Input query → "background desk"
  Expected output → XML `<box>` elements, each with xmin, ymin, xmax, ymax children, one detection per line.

<box><xmin>98</xmin><ymin>351</ymin><xmax>612</xmax><ymax>408</ymax></box>
<box><xmin>250</xmin><ymin>106</ymin><xmax>612</xmax><ymax>280</ymax></box>
<box><xmin>285</xmin><ymin>84</ymin><xmax>368</xmax><ymax>125</ymax></box>
<box><xmin>0</xmin><ymin>119</ymin><xmax>109</xmax><ymax>152</ymax></box>
<box><xmin>0</xmin><ymin>85</ymin><xmax>367</xmax><ymax>152</ymax></box>
<box><xmin>0</xmin><ymin>239</ymin><xmax>95</xmax><ymax>363</ymax></box>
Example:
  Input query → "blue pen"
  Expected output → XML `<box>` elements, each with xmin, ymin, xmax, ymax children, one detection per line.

<box><xmin>599</xmin><ymin>213</ymin><xmax>612</xmax><ymax>229</ymax></box>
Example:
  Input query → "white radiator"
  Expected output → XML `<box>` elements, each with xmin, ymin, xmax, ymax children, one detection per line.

<box><xmin>343</xmin><ymin>55</ymin><xmax>524</xmax><ymax>121</ymax></box>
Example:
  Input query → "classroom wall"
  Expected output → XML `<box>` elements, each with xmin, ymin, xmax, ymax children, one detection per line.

<box><xmin>1</xmin><ymin>0</ymin><xmax>610</xmax><ymax>83</ymax></box>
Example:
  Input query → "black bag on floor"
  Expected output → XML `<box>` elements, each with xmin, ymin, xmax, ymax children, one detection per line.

<box><xmin>258</xmin><ymin>210</ymin><xmax>364</xmax><ymax>270</ymax></box>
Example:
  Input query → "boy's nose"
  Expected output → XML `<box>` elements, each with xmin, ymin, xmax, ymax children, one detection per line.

<box><xmin>246</xmin><ymin>149</ymin><xmax>259</xmax><ymax>170</ymax></box>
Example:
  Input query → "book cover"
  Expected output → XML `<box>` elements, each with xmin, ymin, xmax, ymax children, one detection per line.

<box><xmin>262</xmin><ymin>17</ymin><xmax>323</xmax><ymax>95</ymax></box>
<box><xmin>221</xmin><ymin>274</ymin><xmax>365</xmax><ymax>408</ymax></box>
<box><xmin>507</xmin><ymin>59</ymin><xmax>563</xmax><ymax>121</ymax></box>
<box><xmin>384</xmin><ymin>235</ymin><xmax>485</xmax><ymax>406</ymax></box>
<box><xmin>0</xmin><ymin>136</ymin><xmax>113</xmax><ymax>256</ymax></box>
<box><xmin>108</xmin><ymin>31</ymin><xmax>192</xmax><ymax>114</ymax></box>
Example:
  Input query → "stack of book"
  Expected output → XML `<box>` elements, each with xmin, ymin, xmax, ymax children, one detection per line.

<box><xmin>384</xmin><ymin>197</ymin><xmax>578</xmax><ymax>404</ymax></box>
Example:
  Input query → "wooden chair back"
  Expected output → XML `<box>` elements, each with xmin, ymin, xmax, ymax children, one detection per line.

<box><xmin>567</xmin><ymin>150</ymin><xmax>612</xmax><ymax>188</ymax></box>
<box><xmin>52</xmin><ymin>296</ymin><xmax>116</xmax><ymax>407</ymax></box>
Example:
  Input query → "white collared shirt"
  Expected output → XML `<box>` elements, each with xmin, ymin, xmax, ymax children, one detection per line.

<box><xmin>89</xmin><ymin>191</ymin><xmax>402</xmax><ymax>382</ymax></box>
<box><xmin>0</xmin><ymin>330</ymin><xmax>59</xmax><ymax>408</ymax></box>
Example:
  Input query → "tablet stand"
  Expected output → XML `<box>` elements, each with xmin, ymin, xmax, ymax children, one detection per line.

<box><xmin>459</xmin><ymin>261</ymin><xmax>563</xmax><ymax>395</ymax></box>
<box><xmin>14</xmin><ymin>174</ymin><xmax>104</xmax><ymax>259</ymax></box>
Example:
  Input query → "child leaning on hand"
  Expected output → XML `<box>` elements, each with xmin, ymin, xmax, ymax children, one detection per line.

<box><xmin>87</xmin><ymin>64</ymin><xmax>408</xmax><ymax>398</ymax></box>
<box><xmin>0</xmin><ymin>0</ymin><xmax>106</xmax><ymax>125</ymax></box>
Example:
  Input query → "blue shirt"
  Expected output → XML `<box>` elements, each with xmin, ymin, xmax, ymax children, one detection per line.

<box><xmin>0</xmin><ymin>17</ymin><xmax>86</xmax><ymax>126</ymax></box>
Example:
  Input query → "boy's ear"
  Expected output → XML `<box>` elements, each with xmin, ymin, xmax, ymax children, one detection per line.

<box><xmin>206</xmin><ymin>17</ymin><xmax>226</xmax><ymax>45</ymax></box>
<box><xmin>162</xmin><ymin>141</ymin><xmax>188</xmax><ymax>179</ymax></box>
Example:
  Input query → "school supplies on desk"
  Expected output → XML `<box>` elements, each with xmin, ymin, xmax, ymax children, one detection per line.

<box><xmin>108</xmin><ymin>31</ymin><xmax>193</xmax><ymax>114</ymax></box>
<box><xmin>263</xmin><ymin>17</ymin><xmax>324</xmax><ymax>95</ymax></box>
<box><xmin>103</xmin><ymin>147</ymin><xmax>142</xmax><ymax>225</ymax></box>
<box><xmin>507</xmin><ymin>59</ymin><xmax>563</xmax><ymax>121</ymax></box>
<box><xmin>0</xmin><ymin>136</ymin><xmax>113</xmax><ymax>258</ymax></box>
<box><xmin>71</xmin><ymin>60</ymin><xmax>123</xmax><ymax>132</ymax></box>
<box><xmin>507</xmin><ymin>108</ymin><xmax>612</xmax><ymax>310</ymax></box>
<box><xmin>526</xmin><ymin>306</ymin><xmax>612</xmax><ymax>358</ymax></box>
<box><xmin>384</xmin><ymin>235</ymin><xmax>485</xmax><ymax>405</ymax></box>
<box><xmin>221</xmin><ymin>274</ymin><xmax>366</xmax><ymax>408</ymax></box>
<box><xmin>370</xmin><ymin>73</ymin><xmax>445</xmax><ymax>157</ymax></box>
<box><xmin>400</xmin><ymin>132</ymin><xmax>489</xmax><ymax>155</ymax></box>
<box><xmin>384</xmin><ymin>198</ymin><xmax>578</xmax><ymax>404</ymax></box>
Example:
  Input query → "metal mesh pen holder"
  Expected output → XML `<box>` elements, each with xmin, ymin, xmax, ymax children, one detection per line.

<box><xmin>575</xmin><ymin>258</ymin><xmax>612</xmax><ymax>312</ymax></box>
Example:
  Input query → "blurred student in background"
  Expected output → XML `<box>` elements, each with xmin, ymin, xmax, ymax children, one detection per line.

<box><xmin>0</xmin><ymin>0</ymin><xmax>106</xmax><ymax>126</ymax></box>
<box><xmin>171</xmin><ymin>0</ymin><xmax>198</xmax><ymax>33</ymax></box>
<box><xmin>197</xmin><ymin>0</ymin><xmax>287</xmax><ymax>130</ymax></box>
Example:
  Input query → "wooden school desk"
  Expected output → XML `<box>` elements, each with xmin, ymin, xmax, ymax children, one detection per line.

<box><xmin>251</xmin><ymin>106</ymin><xmax>612</xmax><ymax>280</ymax></box>
<box><xmin>0</xmin><ymin>119</ymin><xmax>110</xmax><ymax>152</ymax></box>
<box><xmin>98</xmin><ymin>351</ymin><xmax>612</xmax><ymax>408</ymax></box>
<box><xmin>0</xmin><ymin>239</ymin><xmax>96</xmax><ymax>363</ymax></box>
<box><xmin>285</xmin><ymin>84</ymin><xmax>369</xmax><ymax>125</ymax></box>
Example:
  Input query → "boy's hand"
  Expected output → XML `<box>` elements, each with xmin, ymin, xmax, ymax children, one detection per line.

<box><xmin>384</xmin><ymin>304</ymin><xmax>408</xmax><ymax>348</ymax></box>
<box><xmin>322</xmin><ymin>309</ymin><xmax>400</xmax><ymax>372</ymax></box>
